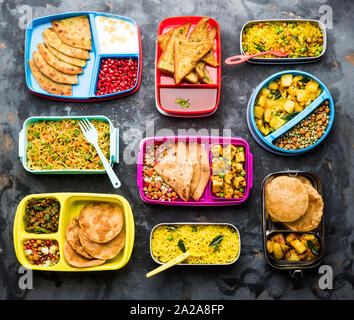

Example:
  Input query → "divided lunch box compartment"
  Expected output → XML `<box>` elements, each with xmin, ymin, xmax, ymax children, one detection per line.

<box><xmin>155</xmin><ymin>16</ymin><xmax>221</xmax><ymax>117</ymax></box>
<box><xmin>240</xmin><ymin>19</ymin><xmax>326</xmax><ymax>64</ymax></box>
<box><xmin>18</xmin><ymin>115</ymin><xmax>119</xmax><ymax>174</ymax></box>
<box><xmin>13</xmin><ymin>193</ymin><xmax>135</xmax><ymax>271</ymax></box>
<box><xmin>149</xmin><ymin>222</ymin><xmax>241</xmax><ymax>266</ymax></box>
<box><xmin>25</xmin><ymin>11</ymin><xmax>142</xmax><ymax>101</ymax></box>
<box><xmin>137</xmin><ymin>136</ymin><xmax>253</xmax><ymax>206</ymax></box>
<box><xmin>247</xmin><ymin>70</ymin><xmax>335</xmax><ymax>155</ymax></box>
<box><xmin>262</xmin><ymin>170</ymin><xmax>325</xmax><ymax>279</ymax></box>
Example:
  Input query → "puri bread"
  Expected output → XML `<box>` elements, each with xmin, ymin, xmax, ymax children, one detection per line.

<box><xmin>63</xmin><ymin>240</ymin><xmax>106</xmax><ymax>268</ymax></box>
<box><xmin>284</xmin><ymin>184</ymin><xmax>324</xmax><ymax>231</ymax></box>
<box><xmin>65</xmin><ymin>216</ymin><xmax>93</xmax><ymax>259</ymax></box>
<box><xmin>296</xmin><ymin>175</ymin><xmax>312</xmax><ymax>187</ymax></box>
<box><xmin>79</xmin><ymin>202</ymin><xmax>123</xmax><ymax>243</ymax></box>
<box><xmin>266</xmin><ymin>176</ymin><xmax>309</xmax><ymax>222</ymax></box>
<box><xmin>79</xmin><ymin>229</ymin><xmax>125</xmax><ymax>260</ymax></box>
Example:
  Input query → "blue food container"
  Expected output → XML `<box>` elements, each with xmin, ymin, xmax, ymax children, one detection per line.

<box><xmin>24</xmin><ymin>11</ymin><xmax>142</xmax><ymax>101</ymax></box>
<box><xmin>247</xmin><ymin>70</ymin><xmax>335</xmax><ymax>155</ymax></box>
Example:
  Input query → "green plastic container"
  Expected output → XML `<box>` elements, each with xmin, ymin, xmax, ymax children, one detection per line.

<box><xmin>19</xmin><ymin>115</ymin><xmax>119</xmax><ymax>174</ymax></box>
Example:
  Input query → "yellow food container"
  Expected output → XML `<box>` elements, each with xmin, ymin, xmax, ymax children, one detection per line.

<box><xmin>13</xmin><ymin>193</ymin><xmax>135</xmax><ymax>271</ymax></box>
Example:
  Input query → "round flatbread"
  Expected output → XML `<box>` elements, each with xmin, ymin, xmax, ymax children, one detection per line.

<box><xmin>266</xmin><ymin>176</ymin><xmax>309</xmax><ymax>222</ymax></box>
<box><xmin>284</xmin><ymin>184</ymin><xmax>324</xmax><ymax>231</ymax></box>
<box><xmin>63</xmin><ymin>240</ymin><xmax>106</xmax><ymax>268</ymax></box>
<box><xmin>79</xmin><ymin>202</ymin><xmax>124</xmax><ymax>243</ymax></box>
<box><xmin>79</xmin><ymin>229</ymin><xmax>125</xmax><ymax>260</ymax></box>
<box><xmin>65</xmin><ymin>216</ymin><xmax>93</xmax><ymax>259</ymax></box>
<box><xmin>296</xmin><ymin>175</ymin><xmax>313</xmax><ymax>187</ymax></box>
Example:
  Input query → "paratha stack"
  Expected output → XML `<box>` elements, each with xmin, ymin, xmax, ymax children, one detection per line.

<box><xmin>29</xmin><ymin>15</ymin><xmax>91</xmax><ymax>96</ymax></box>
<box><xmin>157</xmin><ymin>17</ymin><xmax>218</xmax><ymax>84</ymax></box>
<box><xmin>154</xmin><ymin>141</ymin><xmax>210</xmax><ymax>202</ymax></box>
<box><xmin>64</xmin><ymin>202</ymin><xmax>125</xmax><ymax>268</ymax></box>
<box><xmin>266</xmin><ymin>176</ymin><xmax>324</xmax><ymax>231</ymax></box>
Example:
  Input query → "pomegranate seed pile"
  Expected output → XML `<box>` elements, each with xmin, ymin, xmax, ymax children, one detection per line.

<box><xmin>96</xmin><ymin>58</ymin><xmax>138</xmax><ymax>95</ymax></box>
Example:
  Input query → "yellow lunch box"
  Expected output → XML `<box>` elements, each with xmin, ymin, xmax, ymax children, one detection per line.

<box><xmin>13</xmin><ymin>193</ymin><xmax>135</xmax><ymax>271</ymax></box>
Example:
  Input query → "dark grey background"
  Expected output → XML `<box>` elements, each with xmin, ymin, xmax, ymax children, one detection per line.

<box><xmin>0</xmin><ymin>0</ymin><xmax>353</xmax><ymax>300</ymax></box>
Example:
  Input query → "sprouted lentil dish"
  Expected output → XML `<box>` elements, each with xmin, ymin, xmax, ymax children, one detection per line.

<box><xmin>24</xmin><ymin>239</ymin><xmax>60</xmax><ymax>266</ymax></box>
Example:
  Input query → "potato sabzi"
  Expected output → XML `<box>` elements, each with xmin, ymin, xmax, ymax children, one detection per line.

<box><xmin>254</xmin><ymin>74</ymin><xmax>322</xmax><ymax>136</ymax></box>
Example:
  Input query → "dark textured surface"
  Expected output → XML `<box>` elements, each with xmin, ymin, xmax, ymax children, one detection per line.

<box><xmin>0</xmin><ymin>0</ymin><xmax>353</xmax><ymax>300</ymax></box>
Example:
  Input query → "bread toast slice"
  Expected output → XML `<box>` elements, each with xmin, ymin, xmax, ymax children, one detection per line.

<box><xmin>158</xmin><ymin>27</ymin><xmax>175</xmax><ymax>51</ymax></box>
<box><xmin>195</xmin><ymin>61</ymin><xmax>213</xmax><ymax>84</ymax></box>
<box><xmin>157</xmin><ymin>23</ymin><xmax>190</xmax><ymax>75</ymax></box>
<box><xmin>201</xmin><ymin>27</ymin><xmax>218</xmax><ymax>67</ymax></box>
<box><xmin>174</xmin><ymin>40</ymin><xmax>214</xmax><ymax>84</ymax></box>
<box><xmin>188</xmin><ymin>17</ymin><xmax>209</xmax><ymax>42</ymax></box>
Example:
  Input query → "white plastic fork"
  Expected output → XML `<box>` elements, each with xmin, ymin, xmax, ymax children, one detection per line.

<box><xmin>79</xmin><ymin>118</ymin><xmax>121</xmax><ymax>189</ymax></box>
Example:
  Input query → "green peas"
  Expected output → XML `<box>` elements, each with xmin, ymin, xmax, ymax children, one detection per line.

<box><xmin>290</xmin><ymin>52</ymin><xmax>295</xmax><ymax>57</ymax></box>
<box><xmin>105</xmin><ymin>130</ymin><xmax>110</xmax><ymax>136</ymax></box>
<box><xmin>280</xmin><ymin>34</ymin><xmax>285</xmax><ymax>40</ymax></box>
<box><xmin>238</xmin><ymin>147</ymin><xmax>244</xmax><ymax>152</ymax></box>
<box><xmin>41</xmin><ymin>140</ymin><xmax>46</xmax><ymax>145</ymax></box>
<box><xmin>230</xmin><ymin>227</ymin><xmax>236</xmax><ymax>233</ymax></box>
<box><xmin>239</xmin><ymin>188</ymin><xmax>245</xmax><ymax>193</ymax></box>
<box><xmin>300</xmin><ymin>47</ymin><xmax>305</xmax><ymax>53</ymax></box>
<box><xmin>71</xmin><ymin>120</ymin><xmax>76</xmax><ymax>125</ymax></box>
<box><xmin>99</xmin><ymin>160</ymin><xmax>103</xmax><ymax>166</ymax></box>
<box><xmin>279</xmin><ymin>26</ymin><xmax>284</xmax><ymax>32</ymax></box>
<box><xmin>315</xmin><ymin>50</ymin><xmax>320</xmax><ymax>56</ymax></box>
<box><xmin>300</xmin><ymin>86</ymin><xmax>305</xmax><ymax>90</ymax></box>
<box><xmin>213</xmin><ymin>245</ymin><xmax>220</xmax><ymax>251</ymax></box>
<box><xmin>240</xmin><ymin>170</ymin><xmax>246</xmax><ymax>177</ymax></box>
<box><xmin>271</xmin><ymin>90</ymin><xmax>276</xmax><ymax>94</ymax></box>
<box><xmin>74</xmin><ymin>129</ymin><xmax>80</xmax><ymax>137</ymax></box>
<box><xmin>242</xmin><ymin>46</ymin><xmax>248</xmax><ymax>52</ymax></box>
<box><xmin>46</xmin><ymin>165</ymin><xmax>52</xmax><ymax>170</ymax></box>
<box><xmin>192</xmin><ymin>227</ymin><xmax>197</xmax><ymax>232</ymax></box>
<box><xmin>285</xmin><ymin>40</ymin><xmax>289</xmax><ymax>45</ymax></box>
<box><xmin>80</xmin><ymin>150</ymin><xmax>85</xmax><ymax>155</ymax></box>
<box><xmin>168</xmin><ymin>235</ymin><xmax>173</xmax><ymax>241</ymax></box>
<box><xmin>279</xmin><ymin>96</ymin><xmax>284</xmax><ymax>101</ymax></box>
<box><xmin>289</xmin><ymin>23</ymin><xmax>294</xmax><ymax>28</ymax></box>
<box><xmin>269</xmin><ymin>127</ymin><xmax>275</xmax><ymax>133</ymax></box>
<box><xmin>219</xmin><ymin>193</ymin><xmax>224</xmax><ymax>198</ymax></box>
<box><xmin>28</xmin><ymin>143</ymin><xmax>32</xmax><ymax>149</ymax></box>
<box><xmin>85</xmin><ymin>154</ymin><xmax>92</xmax><ymax>160</ymax></box>
<box><xmin>318</xmin><ymin>46</ymin><xmax>323</xmax><ymax>52</ymax></box>
<box><xmin>35</xmin><ymin>132</ymin><xmax>40</xmax><ymax>138</ymax></box>
<box><xmin>219</xmin><ymin>172</ymin><xmax>226</xmax><ymax>178</ymax></box>
<box><xmin>65</xmin><ymin>138</ymin><xmax>69</xmax><ymax>143</ymax></box>
<box><xmin>267</xmin><ymin>94</ymin><xmax>273</xmax><ymax>98</ymax></box>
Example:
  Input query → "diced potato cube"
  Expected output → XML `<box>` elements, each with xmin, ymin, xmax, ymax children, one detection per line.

<box><xmin>267</xmin><ymin>240</ymin><xmax>274</xmax><ymax>254</ymax></box>
<box><xmin>296</xmin><ymin>89</ymin><xmax>308</xmax><ymax>102</ymax></box>
<box><xmin>257</xmin><ymin>96</ymin><xmax>266</xmax><ymax>108</ymax></box>
<box><xmin>283</xmin><ymin>100</ymin><xmax>295</xmax><ymax>113</ymax></box>
<box><xmin>290</xmin><ymin>239</ymin><xmax>307</xmax><ymax>254</ymax></box>
<box><xmin>294</xmin><ymin>102</ymin><xmax>303</xmax><ymax>112</ymax></box>
<box><xmin>280</xmin><ymin>74</ymin><xmax>293</xmax><ymax>87</ymax></box>
<box><xmin>293</xmin><ymin>75</ymin><xmax>303</xmax><ymax>83</ymax></box>
<box><xmin>268</xmin><ymin>81</ymin><xmax>278</xmax><ymax>90</ymax></box>
<box><xmin>254</xmin><ymin>106</ymin><xmax>264</xmax><ymax>119</ymax></box>
<box><xmin>264</xmin><ymin>109</ymin><xmax>272</xmax><ymax>123</ymax></box>
<box><xmin>287</xmin><ymin>85</ymin><xmax>297</xmax><ymax>97</ymax></box>
<box><xmin>305</xmin><ymin>80</ymin><xmax>319</xmax><ymax>92</ymax></box>
<box><xmin>273</xmin><ymin>242</ymin><xmax>284</xmax><ymax>259</ymax></box>
<box><xmin>285</xmin><ymin>249</ymin><xmax>300</xmax><ymax>261</ymax></box>
<box><xmin>261</xmin><ymin>87</ymin><xmax>270</xmax><ymax>96</ymax></box>
<box><xmin>235</xmin><ymin>151</ymin><xmax>245</xmax><ymax>162</ymax></box>
<box><xmin>259</xmin><ymin>125</ymin><xmax>270</xmax><ymax>136</ymax></box>
<box><xmin>269</xmin><ymin>117</ymin><xmax>286</xmax><ymax>130</ymax></box>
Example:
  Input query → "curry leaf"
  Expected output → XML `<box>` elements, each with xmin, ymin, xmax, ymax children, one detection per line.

<box><xmin>307</xmin><ymin>240</ymin><xmax>319</xmax><ymax>254</ymax></box>
<box><xmin>281</xmin><ymin>112</ymin><xmax>300</xmax><ymax>121</ymax></box>
<box><xmin>178</xmin><ymin>239</ymin><xmax>186</xmax><ymax>253</ymax></box>
<box><xmin>290</xmin><ymin>35</ymin><xmax>302</xmax><ymax>46</ymax></box>
<box><xmin>209</xmin><ymin>235</ymin><xmax>224</xmax><ymax>247</ymax></box>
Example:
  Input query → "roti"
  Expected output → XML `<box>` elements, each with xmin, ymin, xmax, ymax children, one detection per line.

<box><xmin>154</xmin><ymin>141</ymin><xmax>193</xmax><ymax>201</ymax></box>
<box><xmin>79</xmin><ymin>202</ymin><xmax>124</xmax><ymax>243</ymax></box>
<box><xmin>191</xmin><ymin>144</ymin><xmax>210</xmax><ymax>201</ymax></box>
<box><xmin>43</xmin><ymin>34</ymin><xmax>87</xmax><ymax>67</ymax></box>
<box><xmin>43</xmin><ymin>28</ymin><xmax>90</xmax><ymax>60</ymax></box>
<box><xmin>187</xmin><ymin>142</ymin><xmax>201</xmax><ymax>196</ymax></box>
<box><xmin>52</xmin><ymin>15</ymin><xmax>92</xmax><ymax>50</ymax></box>
<box><xmin>79</xmin><ymin>229</ymin><xmax>125</xmax><ymax>260</ymax></box>
<box><xmin>28</xmin><ymin>59</ymin><xmax>72</xmax><ymax>96</ymax></box>
<box><xmin>63</xmin><ymin>240</ymin><xmax>106</xmax><ymax>268</ymax></box>
<box><xmin>284</xmin><ymin>184</ymin><xmax>324</xmax><ymax>231</ymax></box>
<box><xmin>37</xmin><ymin>43</ymin><xmax>83</xmax><ymax>74</ymax></box>
<box><xmin>266</xmin><ymin>176</ymin><xmax>309</xmax><ymax>222</ymax></box>
<box><xmin>65</xmin><ymin>216</ymin><xmax>93</xmax><ymax>259</ymax></box>
<box><xmin>33</xmin><ymin>51</ymin><xmax>78</xmax><ymax>84</ymax></box>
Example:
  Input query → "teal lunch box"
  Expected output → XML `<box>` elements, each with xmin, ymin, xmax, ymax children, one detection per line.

<box><xmin>18</xmin><ymin>115</ymin><xmax>119</xmax><ymax>174</ymax></box>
